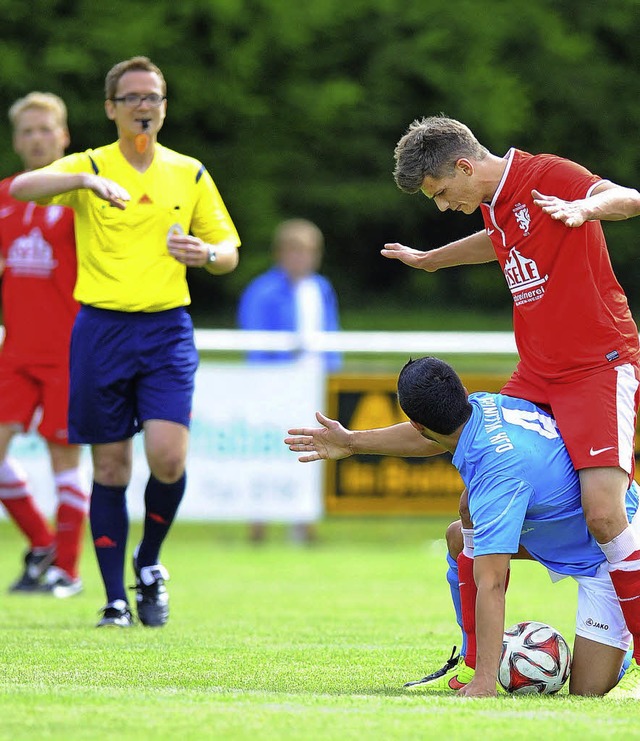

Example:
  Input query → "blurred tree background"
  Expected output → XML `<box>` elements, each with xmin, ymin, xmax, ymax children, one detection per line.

<box><xmin>1</xmin><ymin>0</ymin><xmax>640</xmax><ymax>326</ymax></box>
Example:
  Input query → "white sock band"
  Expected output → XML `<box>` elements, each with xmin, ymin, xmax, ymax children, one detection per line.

<box><xmin>0</xmin><ymin>458</ymin><xmax>29</xmax><ymax>498</ymax></box>
<box><xmin>55</xmin><ymin>467</ymin><xmax>89</xmax><ymax>512</ymax></box>
<box><xmin>598</xmin><ymin>525</ymin><xmax>640</xmax><ymax>564</ymax></box>
<box><xmin>461</xmin><ymin>527</ymin><xmax>474</xmax><ymax>558</ymax></box>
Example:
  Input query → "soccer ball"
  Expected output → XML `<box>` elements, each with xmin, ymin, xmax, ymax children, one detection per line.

<box><xmin>498</xmin><ymin>621</ymin><xmax>571</xmax><ymax>695</ymax></box>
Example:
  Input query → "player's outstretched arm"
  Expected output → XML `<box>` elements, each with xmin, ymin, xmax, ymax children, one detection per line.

<box><xmin>286</xmin><ymin>412</ymin><xmax>353</xmax><ymax>462</ymax></box>
<box><xmin>381</xmin><ymin>231</ymin><xmax>495</xmax><ymax>272</ymax></box>
<box><xmin>532</xmin><ymin>182</ymin><xmax>640</xmax><ymax>228</ymax></box>
<box><xmin>285</xmin><ymin>413</ymin><xmax>445</xmax><ymax>463</ymax></box>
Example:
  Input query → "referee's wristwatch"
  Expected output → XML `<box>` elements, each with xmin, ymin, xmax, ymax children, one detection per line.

<box><xmin>207</xmin><ymin>246</ymin><xmax>217</xmax><ymax>264</ymax></box>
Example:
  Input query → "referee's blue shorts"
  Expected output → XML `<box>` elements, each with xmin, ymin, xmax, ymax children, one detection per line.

<box><xmin>68</xmin><ymin>305</ymin><xmax>199</xmax><ymax>445</ymax></box>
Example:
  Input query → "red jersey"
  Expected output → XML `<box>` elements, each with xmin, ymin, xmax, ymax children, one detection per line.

<box><xmin>0</xmin><ymin>173</ymin><xmax>78</xmax><ymax>364</ymax></box>
<box><xmin>481</xmin><ymin>149</ymin><xmax>640</xmax><ymax>382</ymax></box>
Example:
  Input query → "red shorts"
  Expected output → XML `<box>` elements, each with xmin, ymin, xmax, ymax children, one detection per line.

<box><xmin>0</xmin><ymin>356</ymin><xmax>71</xmax><ymax>444</ymax></box>
<box><xmin>502</xmin><ymin>361</ymin><xmax>640</xmax><ymax>477</ymax></box>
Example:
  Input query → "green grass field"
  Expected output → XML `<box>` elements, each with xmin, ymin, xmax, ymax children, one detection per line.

<box><xmin>0</xmin><ymin>518</ymin><xmax>634</xmax><ymax>741</ymax></box>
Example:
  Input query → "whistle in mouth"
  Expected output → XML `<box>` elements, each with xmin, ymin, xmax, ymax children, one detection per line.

<box><xmin>135</xmin><ymin>120</ymin><xmax>151</xmax><ymax>153</ymax></box>
<box><xmin>134</xmin><ymin>134</ymin><xmax>148</xmax><ymax>153</ymax></box>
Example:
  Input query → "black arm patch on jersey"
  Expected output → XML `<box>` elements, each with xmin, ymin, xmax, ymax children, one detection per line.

<box><xmin>88</xmin><ymin>155</ymin><xmax>99</xmax><ymax>175</ymax></box>
<box><xmin>195</xmin><ymin>164</ymin><xmax>206</xmax><ymax>184</ymax></box>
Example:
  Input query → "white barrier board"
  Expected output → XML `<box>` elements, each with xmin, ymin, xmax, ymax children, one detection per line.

<box><xmin>2</xmin><ymin>358</ymin><xmax>324</xmax><ymax>523</ymax></box>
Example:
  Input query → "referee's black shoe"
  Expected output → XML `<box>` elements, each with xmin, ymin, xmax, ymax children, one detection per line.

<box><xmin>96</xmin><ymin>599</ymin><xmax>134</xmax><ymax>628</ymax></box>
<box><xmin>132</xmin><ymin>552</ymin><xmax>170</xmax><ymax>627</ymax></box>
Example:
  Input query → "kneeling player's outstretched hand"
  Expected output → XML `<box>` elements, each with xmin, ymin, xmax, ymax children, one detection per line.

<box><xmin>285</xmin><ymin>411</ymin><xmax>353</xmax><ymax>463</ymax></box>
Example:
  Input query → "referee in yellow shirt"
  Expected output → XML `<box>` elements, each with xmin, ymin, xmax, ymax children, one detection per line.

<box><xmin>11</xmin><ymin>56</ymin><xmax>241</xmax><ymax>628</ymax></box>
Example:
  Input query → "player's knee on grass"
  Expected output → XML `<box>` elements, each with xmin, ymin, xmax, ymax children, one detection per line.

<box><xmin>569</xmin><ymin>635</ymin><xmax>625</xmax><ymax>696</ymax></box>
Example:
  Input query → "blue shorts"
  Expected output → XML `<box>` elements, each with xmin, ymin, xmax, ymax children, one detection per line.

<box><xmin>69</xmin><ymin>305</ymin><xmax>199</xmax><ymax>444</ymax></box>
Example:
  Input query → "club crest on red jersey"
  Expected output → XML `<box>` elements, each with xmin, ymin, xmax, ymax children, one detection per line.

<box><xmin>513</xmin><ymin>202</ymin><xmax>531</xmax><ymax>236</ymax></box>
<box><xmin>5</xmin><ymin>227</ymin><xmax>58</xmax><ymax>277</ymax></box>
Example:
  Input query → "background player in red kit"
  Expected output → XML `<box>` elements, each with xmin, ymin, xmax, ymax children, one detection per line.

<box><xmin>0</xmin><ymin>92</ymin><xmax>87</xmax><ymax>597</ymax></box>
<box><xmin>385</xmin><ymin>115</ymin><xmax>640</xmax><ymax>692</ymax></box>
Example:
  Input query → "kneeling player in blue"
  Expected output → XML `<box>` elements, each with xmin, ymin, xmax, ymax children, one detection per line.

<box><xmin>285</xmin><ymin>356</ymin><xmax>640</xmax><ymax>697</ymax></box>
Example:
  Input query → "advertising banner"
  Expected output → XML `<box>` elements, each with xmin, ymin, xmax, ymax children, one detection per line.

<box><xmin>324</xmin><ymin>372</ymin><xmax>511</xmax><ymax>515</ymax></box>
<box><xmin>3</xmin><ymin>359</ymin><xmax>325</xmax><ymax>522</ymax></box>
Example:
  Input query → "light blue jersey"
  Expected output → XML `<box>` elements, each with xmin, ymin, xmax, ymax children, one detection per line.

<box><xmin>453</xmin><ymin>393</ymin><xmax>639</xmax><ymax>577</ymax></box>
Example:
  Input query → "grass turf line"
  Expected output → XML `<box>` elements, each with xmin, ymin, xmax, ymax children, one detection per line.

<box><xmin>0</xmin><ymin>519</ymin><xmax>634</xmax><ymax>741</ymax></box>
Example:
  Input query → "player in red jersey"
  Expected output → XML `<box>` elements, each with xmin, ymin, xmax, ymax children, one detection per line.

<box><xmin>384</xmin><ymin>115</ymin><xmax>640</xmax><ymax>691</ymax></box>
<box><xmin>0</xmin><ymin>92</ymin><xmax>87</xmax><ymax>597</ymax></box>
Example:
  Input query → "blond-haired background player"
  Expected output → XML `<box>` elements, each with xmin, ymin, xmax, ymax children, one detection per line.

<box><xmin>11</xmin><ymin>57</ymin><xmax>241</xmax><ymax>628</ymax></box>
<box><xmin>0</xmin><ymin>92</ymin><xmax>87</xmax><ymax>598</ymax></box>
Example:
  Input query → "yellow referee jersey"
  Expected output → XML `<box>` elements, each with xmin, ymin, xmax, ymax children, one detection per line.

<box><xmin>40</xmin><ymin>142</ymin><xmax>240</xmax><ymax>312</ymax></box>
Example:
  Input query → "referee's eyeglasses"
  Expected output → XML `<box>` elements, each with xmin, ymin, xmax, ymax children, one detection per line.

<box><xmin>111</xmin><ymin>93</ymin><xmax>166</xmax><ymax>108</ymax></box>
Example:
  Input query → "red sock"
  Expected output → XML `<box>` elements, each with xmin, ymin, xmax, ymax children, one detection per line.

<box><xmin>458</xmin><ymin>553</ymin><xmax>478</xmax><ymax>669</ymax></box>
<box><xmin>609</xmin><ymin>549</ymin><xmax>640</xmax><ymax>663</ymax></box>
<box><xmin>458</xmin><ymin>553</ymin><xmax>511</xmax><ymax>670</ymax></box>
<box><xmin>1</xmin><ymin>496</ymin><xmax>54</xmax><ymax>549</ymax></box>
<box><xmin>54</xmin><ymin>477</ymin><xmax>88</xmax><ymax>580</ymax></box>
<box><xmin>55</xmin><ymin>501</ymin><xmax>86</xmax><ymax>579</ymax></box>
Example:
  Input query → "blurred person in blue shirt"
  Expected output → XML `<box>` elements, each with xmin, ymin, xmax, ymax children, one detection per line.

<box><xmin>238</xmin><ymin>219</ymin><xmax>341</xmax><ymax>544</ymax></box>
<box><xmin>238</xmin><ymin>218</ymin><xmax>341</xmax><ymax>372</ymax></box>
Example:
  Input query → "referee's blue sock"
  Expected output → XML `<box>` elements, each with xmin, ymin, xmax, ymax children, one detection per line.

<box><xmin>446</xmin><ymin>552</ymin><xmax>467</xmax><ymax>658</ymax></box>
<box><xmin>136</xmin><ymin>473</ymin><xmax>186</xmax><ymax>568</ymax></box>
<box><xmin>90</xmin><ymin>482</ymin><xmax>128</xmax><ymax>603</ymax></box>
